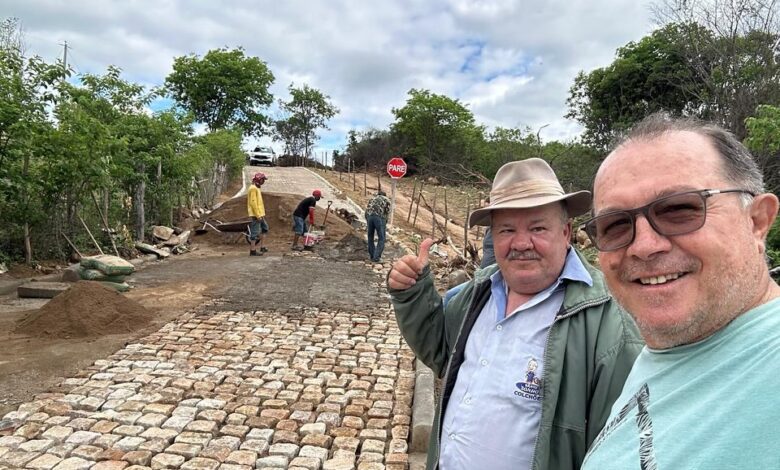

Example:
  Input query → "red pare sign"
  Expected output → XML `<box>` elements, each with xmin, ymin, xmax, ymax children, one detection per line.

<box><xmin>387</xmin><ymin>157</ymin><xmax>407</xmax><ymax>179</ymax></box>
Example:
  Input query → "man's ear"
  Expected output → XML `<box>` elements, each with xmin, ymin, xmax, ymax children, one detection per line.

<box><xmin>749</xmin><ymin>193</ymin><xmax>779</xmax><ymax>254</ymax></box>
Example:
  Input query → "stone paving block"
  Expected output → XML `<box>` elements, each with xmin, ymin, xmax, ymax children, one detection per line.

<box><xmin>165</xmin><ymin>442</ymin><xmax>202</xmax><ymax>459</ymax></box>
<box><xmin>237</xmin><ymin>439</ymin><xmax>268</xmax><ymax>454</ymax></box>
<box><xmin>48</xmin><ymin>443</ymin><xmax>77</xmax><ymax>458</ymax></box>
<box><xmin>218</xmin><ymin>424</ymin><xmax>248</xmax><ymax>438</ymax></box>
<box><xmin>137</xmin><ymin>413</ymin><xmax>167</xmax><ymax>428</ymax></box>
<box><xmin>224</xmin><ymin>450</ymin><xmax>257</xmax><ymax>466</ymax></box>
<box><xmin>123</xmin><ymin>450</ymin><xmax>153</xmax><ymax>466</ymax></box>
<box><xmin>299</xmin><ymin>445</ymin><xmax>328</xmax><ymax>463</ymax></box>
<box><xmin>357</xmin><ymin>452</ymin><xmax>383</xmax><ymax>464</ymax></box>
<box><xmin>322</xmin><ymin>457</ymin><xmax>356</xmax><ymax>470</ymax></box>
<box><xmin>356</xmin><ymin>463</ymin><xmax>384</xmax><ymax>470</ymax></box>
<box><xmin>218</xmin><ymin>465</ymin><xmax>252</xmax><ymax>470</ymax></box>
<box><xmin>268</xmin><ymin>442</ymin><xmax>299</xmax><ymax>459</ymax></box>
<box><xmin>99</xmin><ymin>448</ymin><xmax>128</xmax><ymax>461</ymax></box>
<box><xmin>332</xmin><ymin>437</ymin><xmax>360</xmax><ymax>453</ymax></box>
<box><xmin>42</xmin><ymin>425</ymin><xmax>74</xmax><ymax>442</ymax></box>
<box><xmin>256</xmin><ymin>454</ymin><xmax>289</xmax><ymax>468</ymax></box>
<box><xmin>94</xmin><ymin>434</ymin><xmax>123</xmax><ymax>449</ymax></box>
<box><xmin>115</xmin><ymin>436</ymin><xmax>147</xmax><ymax>452</ymax></box>
<box><xmin>245</xmin><ymin>428</ymin><xmax>274</xmax><ymax>442</ymax></box>
<box><xmin>300</xmin><ymin>434</ymin><xmax>332</xmax><ymax>448</ymax></box>
<box><xmin>151</xmin><ymin>452</ymin><xmax>186</xmax><ymax>469</ymax></box>
<box><xmin>51</xmin><ymin>456</ymin><xmax>93</xmax><ymax>470</ymax></box>
<box><xmin>92</xmin><ymin>461</ymin><xmax>130</xmax><ymax>470</ymax></box>
<box><xmin>161</xmin><ymin>415</ymin><xmax>192</xmax><ymax>431</ymax></box>
<box><xmin>180</xmin><ymin>457</ymin><xmax>220</xmax><ymax>469</ymax></box>
<box><xmin>2</xmin><ymin>449</ymin><xmax>42</xmax><ymax>467</ymax></box>
<box><xmin>66</xmin><ymin>430</ymin><xmax>101</xmax><ymax>445</ymax></box>
<box><xmin>18</xmin><ymin>438</ymin><xmax>55</xmax><ymax>452</ymax></box>
<box><xmin>289</xmin><ymin>456</ymin><xmax>322</xmax><ymax>470</ymax></box>
<box><xmin>26</xmin><ymin>452</ymin><xmax>64</xmax><ymax>469</ymax></box>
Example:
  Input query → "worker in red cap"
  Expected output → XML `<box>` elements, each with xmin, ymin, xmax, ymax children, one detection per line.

<box><xmin>247</xmin><ymin>172</ymin><xmax>269</xmax><ymax>256</ymax></box>
<box><xmin>291</xmin><ymin>189</ymin><xmax>322</xmax><ymax>251</ymax></box>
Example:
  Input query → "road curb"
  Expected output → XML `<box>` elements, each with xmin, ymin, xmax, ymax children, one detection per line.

<box><xmin>412</xmin><ymin>358</ymin><xmax>435</xmax><ymax>453</ymax></box>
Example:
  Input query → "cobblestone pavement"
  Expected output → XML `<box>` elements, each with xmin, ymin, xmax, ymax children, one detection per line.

<box><xmin>0</xmin><ymin>263</ymin><xmax>417</xmax><ymax>470</ymax></box>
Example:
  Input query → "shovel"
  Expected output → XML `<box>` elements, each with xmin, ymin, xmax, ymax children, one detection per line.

<box><xmin>321</xmin><ymin>200</ymin><xmax>333</xmax><ymax>229</ymax></box>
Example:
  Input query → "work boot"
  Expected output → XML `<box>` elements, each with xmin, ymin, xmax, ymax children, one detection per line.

<box><xmin>292</xmin><ymin>245</ymin><xmax>304</xmax><ymax>252</ymax></box>
<box><xmin>260</xmin><ymin>246</ymin><xmax>269</xmax><ymax>253</ymax></box>
<box><xmin>249</xmin><ymin>250</ymin><xmax>263</xmax><ymax>256</ymax></box>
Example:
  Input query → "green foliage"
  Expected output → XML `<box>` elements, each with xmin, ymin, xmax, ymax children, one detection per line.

<box><xmin>165</xmin><ymin>47</ymin><xmax>275</xmax><ymax>137</ymax></box>
<box><xmin>391</xmin><ymin>89</ymin><xmax>485</xmax><ymax>171</ymax></box>
<box><xmin>276</xmin><ymin>83</ymin><xmax>339</xmax><ymax>158</ymax></box>
<box><xmin>767</xmin><ymin>217</ymin><xmax>780</xmax><ymax>268</ymax></box>
<box><xmin>567</xmin><ymin>23</ymin><xmax>704</xmax><ymax>149</ymax></box>
<box><xmin>744</xmin><ymin>104</ymin><xmax>780</xmax><ymax>199</ymax></box>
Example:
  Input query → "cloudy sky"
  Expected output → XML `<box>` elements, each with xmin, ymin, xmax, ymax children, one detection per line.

<box><xmin>5</xmin><ymin>0</ymin><xmax>656</xmax><ymax>155</ymax></box>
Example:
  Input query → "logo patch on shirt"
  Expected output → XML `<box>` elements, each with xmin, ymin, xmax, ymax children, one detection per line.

<box><xmin>514</xmin><ymin>357</ymin><xmax>542</xmax><ymax>401</ymax></box>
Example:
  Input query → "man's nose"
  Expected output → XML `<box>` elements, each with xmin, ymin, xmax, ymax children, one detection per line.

<box><xmin>625</xmin><ymin>215</ymin><xmax>672</xmax><ymax>260</ymax></box>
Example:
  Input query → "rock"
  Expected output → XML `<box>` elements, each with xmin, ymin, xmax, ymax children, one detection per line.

<box><xmin>152</xmin><ymin>226</ymin><xmax>174</xmax><ymax>241</ymax></box>
<box><xmin>17</xmin><ymin>282</ymin><xmax>71</xmax><ymax>299</ymax></box>
<box><xmin>446</xmin><ymin>270</ymin><xmax>469</xmax><ymax>289</ymax></box>
<box><xmin>134</xmin><ymin>242</ymin><xmax>170</xmax><ymax>259</ymax></box>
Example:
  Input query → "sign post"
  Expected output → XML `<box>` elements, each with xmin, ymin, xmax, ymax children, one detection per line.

<box><xmin>386</xmin><ymin>157</ymin><xmax>407</xmax><ymax>226</ymax></box>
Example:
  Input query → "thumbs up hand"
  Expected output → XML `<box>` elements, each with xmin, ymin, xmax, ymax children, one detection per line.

<box><xmin>388</xmin><ymin>238</ymin><xmax>434</xmax><ymax>290</ymax></box>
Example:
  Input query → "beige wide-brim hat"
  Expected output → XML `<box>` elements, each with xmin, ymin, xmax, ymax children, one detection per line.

<box><xmin>468</xmin><ymin>158</ymin><xmax>592</xmax><ymax>226</ymax></box>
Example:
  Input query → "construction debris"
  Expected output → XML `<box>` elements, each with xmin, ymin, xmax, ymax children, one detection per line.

<box><xmin>135</xmin><ymin>242</ymin><xmax>171</xmax><ymax>259</ymax></box>
<box><xmin>17</xmin><ymin>281</ymin><xmax>71</xmax><ymax>299</ymax></box>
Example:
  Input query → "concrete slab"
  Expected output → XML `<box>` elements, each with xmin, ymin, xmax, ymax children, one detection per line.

<box><xmin>411</xmin><ymin>359</ymin><xmax>434</xmax><ymax>453</ymax></box>
<box><xmin>17</xmin><ymin>282</ymin><xmax>71</xmax><ymax>299</ymax></box>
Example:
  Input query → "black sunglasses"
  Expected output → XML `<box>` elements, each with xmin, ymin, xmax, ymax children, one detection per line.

<box><xmin>584</xmin><ymin>189</ymin><xmax>755</xmax><ymax>252</ymax></box>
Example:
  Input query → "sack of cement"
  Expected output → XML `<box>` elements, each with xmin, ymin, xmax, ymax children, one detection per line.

<box><xmin>80</xmin><ymin>255</ymin><xmax>135</xmax><ymax>276</ymax></box>
<box><xmin>97</xmin><ymin>280</ymin><xmax>131</xmax><ymax>292</ymax></box>
<box><xmin>76</xmin><ymin>265</ymin><xmax>127</xmax><ymax>283</ymax></box>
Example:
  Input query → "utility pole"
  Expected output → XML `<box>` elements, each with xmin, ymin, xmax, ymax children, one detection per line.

<box><xmin>61</xmin><ymin>40</ymin><xmax>68</xmax><ymax>70</ymax></box>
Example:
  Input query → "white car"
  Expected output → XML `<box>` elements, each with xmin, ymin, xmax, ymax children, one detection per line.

<box><xmin>247</xmin><ymin>146</ymin><xmax>276</xmax><ymax>166</ymax></box>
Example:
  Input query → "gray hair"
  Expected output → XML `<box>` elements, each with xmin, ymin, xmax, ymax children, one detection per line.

<box><xmin>614</xmin><ymin>113</ymin><xmax>765</xmax><ymax>205</ymax></box>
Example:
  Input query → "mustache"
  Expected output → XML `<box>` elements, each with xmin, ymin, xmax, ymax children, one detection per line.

<box><xmin>505</xmin><ymin>249</ymin><xmax>541</xmax><ymax>261</ymax></box>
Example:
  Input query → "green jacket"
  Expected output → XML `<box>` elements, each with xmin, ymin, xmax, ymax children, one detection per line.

<box><xmin>389</xmin><ymin>251</ymin><xmax>643</xmax><ymax>470</ymax></box>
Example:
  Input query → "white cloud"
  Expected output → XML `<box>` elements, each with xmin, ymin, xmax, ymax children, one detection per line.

<box><xmin>5</xmin><ymin>0</ymin><xmax>654</xmax><ymax>150</ymax></box>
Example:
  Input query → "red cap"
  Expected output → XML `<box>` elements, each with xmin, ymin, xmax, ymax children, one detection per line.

<box><xmin>312</xmin><ymin>190</ymin><xmax>322</xmax><ymax>198</ymax></box>
<box><xmin>252</xmin><ymin>173</ymin><xmax>267</xmax><ymax>184</ymax></box>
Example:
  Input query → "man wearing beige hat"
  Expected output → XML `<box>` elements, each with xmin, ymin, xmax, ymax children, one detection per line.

<box><xmin>387</xmin><ymin>158</ymin><xmax>643</xmax><ymax>470</ymax></box>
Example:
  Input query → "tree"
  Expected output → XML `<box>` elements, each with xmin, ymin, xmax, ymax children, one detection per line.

<box><xmin>0</xmin><ymin>19</ymin><xmax>66</xmax><ymax>263</ymax></box>
<box><xmin>567</xmin><ymin>23</ymin><xmax>706</xmax><ymax>148</ymax></box>
<box><xmin>391</xmin><ymin>89</ymin><xmax>485</xmax><ymax>173</ymax></box>
<box><xmin>650</xmin><ymin>0</ymin><xmax>780</xmax><ymax>138</ymax></box>
<box><xmin>343</xmin><ymin>128</ymin><xmax>391</xmax><ymax>171</ymax></box>
<box><xmin>277</xmin><ymin>84</ymin><xmax>338</xmax><ymax>160</ymax></box>
<box><xmin>165</xmin><ymin>48</ymin><xmax>275</xmax><ymax>137</ymax></box>
<box><xmin>745</xmin><ymin>104</ymin><xmax>780</xmax><ymax>196</ymax></box>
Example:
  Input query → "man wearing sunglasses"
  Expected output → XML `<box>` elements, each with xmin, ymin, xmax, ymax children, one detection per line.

<box><xmin>581</xmin><ymin>114</ymin><xmax>780</xmax><ymax>469</ymax></box>
<box><xmin>388</xmin><ymin>158</ymin><xmax>643</xmax><ymax>470</ymax></box>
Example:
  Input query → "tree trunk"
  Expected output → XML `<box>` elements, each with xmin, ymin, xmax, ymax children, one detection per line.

<box><xmin>134</xmin><ymin>165</ymin><xmax>146</xmax><ymax>242</ymax></box>
<box><xmin>22</xmin><ymin>151</ymin><xmax>32</xmax><ymax>264</ymax></box>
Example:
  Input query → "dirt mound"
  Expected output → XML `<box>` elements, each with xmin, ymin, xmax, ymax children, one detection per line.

<box><xmin>14</xmin><ymin>281</ymin><xmax>155</xmax><ymax>338</ymax></box>
<box><xmin>194</xmin><ymin>192</ymin><xmax>359</xmax><ymax>251</ymax></box>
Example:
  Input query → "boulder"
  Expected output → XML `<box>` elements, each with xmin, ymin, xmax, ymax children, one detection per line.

<box><xmin>152</xmin><ymin>225</ymin><xmax>174</xmax><ymax>241</ymax></box>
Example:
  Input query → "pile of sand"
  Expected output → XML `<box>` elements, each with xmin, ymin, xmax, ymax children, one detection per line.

<box><xmin>14</xmin><ymin>281</ymin><xmax>155</xmax><ymax>338</ymax></box>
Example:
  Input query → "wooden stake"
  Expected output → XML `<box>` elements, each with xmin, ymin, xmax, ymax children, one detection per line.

<box><xmin>407</xmin><ymin>180</ymin><xmax>418</xmax><ymax>222</ymax></box>
<box><xmin>78</xmin><ymin>214</ymin><xmax>104</xmax><ymax>255</ymax></box>
<box><xmin>430</xmin><ymin>189</ymin><xmax>437</xmax><ymax>239</ymax></box>
<box><xmin>412</xmin><ymin>183</ymin><xmax>423</xmax><ymax>228</ymax></box>
<box><xmin>464</xmin><ymin>199</ymin><xmax>470</xmax><ymax>257</ymax></box>
<box><xmin>61</xmin><ymin>232</ymin><xmax>83</xmax><ymax>258</ymax></box>
<box><xmin>91</xmin><ymin>191</ymin><xmax>120</xmax><ymax>257</ymax></box>
<box><xmin>443</xmin><ymin>188</ymin><xmax>449</xmax><ymax>237</ymax></box>
<box><xmin>364</xmin><ymin>163</ymin><xmax>367</xmax><ymax>196</ymax></box>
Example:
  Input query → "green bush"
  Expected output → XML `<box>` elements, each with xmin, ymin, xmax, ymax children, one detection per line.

<box><xmin>767</xmin><ymin>217</ymin><xmax>780</xmax><ymax>268</ymax></box>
